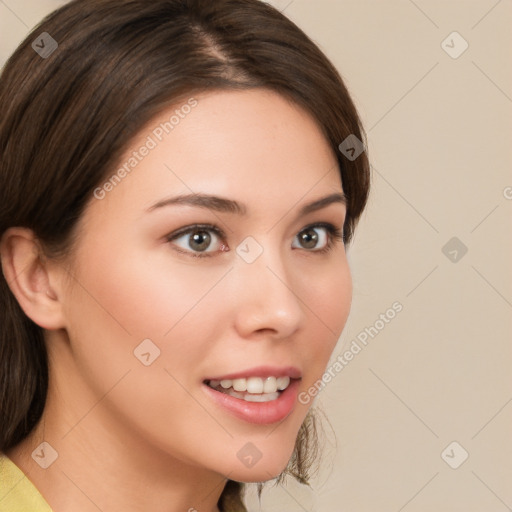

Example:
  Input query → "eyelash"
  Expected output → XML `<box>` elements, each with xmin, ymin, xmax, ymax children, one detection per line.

<box><xmin>165</xmin><ymin>222</ymin><xmax>345</xmax><ymax>259</ymax></box>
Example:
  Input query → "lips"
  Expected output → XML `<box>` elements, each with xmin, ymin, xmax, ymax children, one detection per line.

<box><xmin>202</xmin><ymin>377</ymin><xmax>301</xmax><ymax>424</ymax></box>
<box><xmin>201</xmin><ymin>365</ymin><xmax>302</xmax><ymax>424</ymax></box>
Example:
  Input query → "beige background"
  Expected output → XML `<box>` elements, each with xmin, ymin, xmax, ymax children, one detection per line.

<box><xmin>1</xmin><ymin>1</ymin><xmax>511</xmax><ymax>511</ymax></box>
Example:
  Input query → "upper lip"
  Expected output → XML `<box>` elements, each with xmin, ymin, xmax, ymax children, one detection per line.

<box><xmin>204</xmin><ymin>365</ymin><xmax>302</xmax><ymax>382</ymax></box>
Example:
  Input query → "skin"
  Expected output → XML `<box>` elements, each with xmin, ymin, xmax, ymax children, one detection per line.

<box><xmin>2</xmin><ymin>88</ymin><xmax>352</xmax><ymax>512</ymax></box>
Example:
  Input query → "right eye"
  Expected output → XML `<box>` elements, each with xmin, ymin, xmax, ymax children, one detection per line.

<box><xmin>165</xmin><ymin>224</ymin><xmax>228</xmax><ymax>258</ymax></box>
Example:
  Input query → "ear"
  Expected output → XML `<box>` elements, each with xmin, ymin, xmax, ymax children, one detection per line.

<box><xmin>0</xmin><ymin>227</ymin><xmax>67</xmax><ymax>330</ymax></box>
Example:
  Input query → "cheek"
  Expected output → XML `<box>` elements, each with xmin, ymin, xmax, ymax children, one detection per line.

<box><xmin>305</xmin><ymin>256</ymin><xmax>352</xmax><ymax>332</ymax></box>
<box><xmin>68</xmin><ymin>241</ymin><xmax>226</xmax><ymax>342</ymax></box>
<box><xmin>62</xmin><ymin>241</ymin><xmax>233</xmax><ymax>398</ymax></box>
<box><xmin>60</xmin><ymin>247</ymin><xmax>230</xmax><ymax>457</ymax></box>
<box><xmin>299</xmin><ymin>256</ymin><xmax>352</xmax><ymax>371</ymax></box>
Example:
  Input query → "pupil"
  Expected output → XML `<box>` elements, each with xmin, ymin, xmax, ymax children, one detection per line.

<box><xmin>190</xmin><ymin>230</ymin><xmax>211</xmax><ymax>251</ymax></box>
<box><xmin>300</xmin><ymin>229</ymin><xmax>318</xmax><ymax>249</ymax></box>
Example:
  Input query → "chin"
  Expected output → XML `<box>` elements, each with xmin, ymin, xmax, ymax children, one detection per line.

<box><xmin>227</xmin><ymin>449</ymin><xmax>295</xmax><ymax>484</ymax></box>
<box><xmin>230</xmin><ymin>466</ymin><xmax>287</xmax><ymax>484</ymax></box>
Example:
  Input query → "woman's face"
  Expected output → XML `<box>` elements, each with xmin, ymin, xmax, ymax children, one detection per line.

<box><xmin>53</xmin><ymin>88</ymin><xmax>352</xmax><ymax>482</ymax></box>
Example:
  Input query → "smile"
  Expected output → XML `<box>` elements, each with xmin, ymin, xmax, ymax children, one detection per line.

<box><xmin>202</xmin><ymin>366</ymin><xmax>302</xmax><ymax>424</ymax></box>
<box><xmin>205</xmin><ymin>376</ymin><xmax>291</xmax><ymax>403</ymax></box>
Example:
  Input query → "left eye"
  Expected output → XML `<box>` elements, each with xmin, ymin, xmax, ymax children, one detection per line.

<box><xmin>292</xmin><ymin>225</ymin><xmax>329</xmax><ymax>250</ymax></box>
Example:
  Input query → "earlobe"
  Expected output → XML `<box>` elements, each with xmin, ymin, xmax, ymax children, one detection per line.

<box><xmin>0</xmin><ymin>227</ymin><xmax>67</xmax><ymax>330</ymax></box>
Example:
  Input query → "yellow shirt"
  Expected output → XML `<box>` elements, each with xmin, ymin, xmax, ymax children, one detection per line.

<box><xmin>0</xmin><ymin>455</ymin><xmax>52</xmax><ymax>511</ymax></box>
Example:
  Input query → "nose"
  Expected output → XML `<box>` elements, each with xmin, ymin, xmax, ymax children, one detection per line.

<box><xmin>231</xmin><ymin>245</ymin><xmax>304</xmax><ymax>340</ymax></box>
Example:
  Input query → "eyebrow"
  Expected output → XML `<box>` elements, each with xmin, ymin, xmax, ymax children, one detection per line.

<box><xmin>147</xmin><ymin>191</ymin><xmax>346</xmax><ymax>217</ymax></box>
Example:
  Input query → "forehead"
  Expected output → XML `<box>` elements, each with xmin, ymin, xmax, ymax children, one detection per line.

<box><xmin>89</xmin><ymin>88</ymin><xmax>342</xmax><ymax>219</ymax></box>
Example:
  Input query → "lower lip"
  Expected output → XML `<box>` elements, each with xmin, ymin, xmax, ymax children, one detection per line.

<box><xmin>202</xmin><ymin>379</ymin><xmax>300</xmax><ymax>425</ymax></box>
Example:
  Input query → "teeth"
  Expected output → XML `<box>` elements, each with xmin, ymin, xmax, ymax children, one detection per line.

<box><xmin>233</xmin><ymin>378</ymin><xmax>247</xmax><ymax>392</ymax></box>
<box><xmin>242</xmin><ymin>391</ymin><xmax>280</xmax><ymax>402</ymax></box>
<box><xmin>220</xmin><ymin>379</ymin><xmax>232</xmax><ymax>389</ymax></box>
<box><xmin>247</xmin><ymin>377</ymin><xmax>264</xmax><ymax>393</ymax></box>
<box><xmin>277</xmin><ymin>376</ymin><xmax>290</xmax><ymax>390</ymax></box>
<box><xmin>263</xmin><ymin>377</ymin><xmax>277</xmax><ymax>393</ymax></box>
<box><xmin>219</xmin><ymin>387</ymin><xmax>280</xmax><ymax>402</ymax></box>
<box><xmin>207</xmin><ymin>376</ymin><xmax>292</xmax><ymax>394</ymax></box>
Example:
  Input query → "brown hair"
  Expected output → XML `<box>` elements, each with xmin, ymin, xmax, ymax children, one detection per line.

<box><xmin>0</xmin><ymin>0</ymin><xmax>370</xmax><ymax>509</ymax></box>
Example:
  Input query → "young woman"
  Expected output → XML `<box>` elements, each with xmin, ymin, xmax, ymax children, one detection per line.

<box><xmin>0</xmin><ymin>0</ymin><xmax>370</xmax><ymax>510</ymax></box>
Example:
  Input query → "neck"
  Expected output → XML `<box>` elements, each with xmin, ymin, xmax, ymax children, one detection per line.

<box><xmin>7</xmin><ymin>340</ymin><xmax>226</xmax><ymax>512</ymax></box>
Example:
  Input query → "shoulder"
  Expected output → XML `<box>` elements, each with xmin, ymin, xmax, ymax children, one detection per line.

<box><xmin>0</xmin><ymin>454</ymin><xmax>52</xmax><ymax>511</ymax></box>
